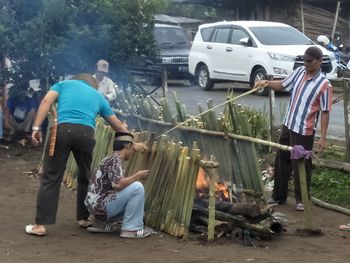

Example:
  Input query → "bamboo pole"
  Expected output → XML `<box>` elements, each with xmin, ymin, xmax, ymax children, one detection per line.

<box><xmin>298</xmin><ymin>159</ymin><xmax>312</xmax><ymax>229</ymax></box>
<box><xmin>177</xmin><ymin>126</ymin><xmax>293</xmax><ymax>152</ymax></box>
<box><xmin>120</xmin><ymin>112</ymin><xmax>292</xmax><ymax>156</ymax></box>
<box><xmin>200</xmin><ymin>158</ymin><xmax>220</xmax><ymax>241</ymax></box>
<box><xmin>343</xmin><ymin>79</ymin><xmax>350</xmax><ymax>162</ymax></box>
<box><xmin>331</xmin><ymin>1</ymin><xmax>341</xmax><ymax>41</ymax></box>
<box><xmin>311</xmin><ymin>197</ymin><xmax>350</xmax><ymax>216</ymax></box>
<box><xmin>300</xmin><ymin>0</ymin><xmax>305</xmax><ymax>34</ymax></box>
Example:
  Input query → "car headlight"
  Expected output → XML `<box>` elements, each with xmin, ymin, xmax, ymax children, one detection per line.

<box><xmin>267</xmin><ymin>52</ymin><xmax>295</xmax><ymax>61</ymax></box>
<box><xmin>273</xmin><ymin>67</ymin><xmax>289</xmax><ymax>75</ymax></box>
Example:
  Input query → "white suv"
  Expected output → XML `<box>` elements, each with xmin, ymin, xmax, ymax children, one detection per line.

<box><xmin>189</xmin><ymin>21</ymin><xmax>337</xmax><ymax>94</ymax></box>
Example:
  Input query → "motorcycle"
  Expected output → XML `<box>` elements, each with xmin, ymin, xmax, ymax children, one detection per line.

<box><xmin>317</xmin><ymin>35</ymin><xmax>350</xmax><ymax>77</ymax></box>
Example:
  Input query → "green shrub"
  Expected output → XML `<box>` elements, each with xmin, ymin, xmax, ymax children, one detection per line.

<box><xmin>312</xmin><ymin>167</ymin><xmax>350</xmax><ymax>209</ymax></box>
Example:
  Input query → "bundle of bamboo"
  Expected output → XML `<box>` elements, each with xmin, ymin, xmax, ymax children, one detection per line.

<box><xmin>112</xmin><ymin>89</ymin><xmax>269</xmax><ymax>195</ymax></box>
<box><xmin>141</xmin><ymin>137</ymin><xmax>201</xmax><ymax>238</ymax></box>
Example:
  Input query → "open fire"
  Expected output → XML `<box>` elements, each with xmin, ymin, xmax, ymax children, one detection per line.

<box><xmin>196</xmin><ymin>167</ymin><xmax>230</xmax><ymax>202</ymax></box>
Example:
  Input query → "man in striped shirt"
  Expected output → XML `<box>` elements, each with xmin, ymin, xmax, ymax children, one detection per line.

<box><xmin>257</xmin><ymin>46</ymin><xmax>333</xmax><ymax>211</ymax></box>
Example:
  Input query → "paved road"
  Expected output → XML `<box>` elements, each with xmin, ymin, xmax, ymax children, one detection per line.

<box><xmin>165</xmin><ymin>81</ymin><xmax>346</xmax><ymax>140</ymax></box>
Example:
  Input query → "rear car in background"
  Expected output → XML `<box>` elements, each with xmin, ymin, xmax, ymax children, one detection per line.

<box><xmin>153</xmin><ymin>23</ymin><xmax>194</xmax><ymax>83</ymax></box>
<box><xmin>189</xmin><ymin>21</ymin><xmax>338</xmax><ymax>94</ymax></box>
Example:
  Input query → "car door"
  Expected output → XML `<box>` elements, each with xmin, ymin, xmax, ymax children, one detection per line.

<box><xmin>223</xmin><ymin>27</ymin><xmax>252</xmax><ymax>82</ymax></box>
<box><xmin>208</xmin><ymin>26</ymin><xmax>231</xmax><ymax>79</ymax></box>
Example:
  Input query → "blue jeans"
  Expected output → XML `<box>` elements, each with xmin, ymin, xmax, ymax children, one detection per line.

<box><xmin>106</xmin><ymin>181</ymin><xmax>145</xmax><ymax>231</ymax></box>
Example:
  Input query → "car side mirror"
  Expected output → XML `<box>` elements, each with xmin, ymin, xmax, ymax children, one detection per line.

<box><xmin>239</xmin><ymin>37</ymin><xmax>252</xmax><ymax>47</ymax></box>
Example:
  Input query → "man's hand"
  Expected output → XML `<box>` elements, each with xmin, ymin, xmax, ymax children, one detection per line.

<box><xmin>133</xmin><ymin>142</ymin><xmax>148</xmax><ymax>152</ymax></box>
<box><xmin>135</xmin><ymin>170</ymin><xmax>150</xmax><ymax>181</ymax></box>
<box><xmin>31</xmin><ymin>130</ymin><xmax>43</xmax><ymax>146</ymax></box>
<box><xmin>254</xmin><ymin>80</ymin><xmax>268</xmax><ymax>90</ymax></box>
<box><xmin>314</xmin><ymin>137</ymin><xmax>326</xmax><ymax>153</ymax></box>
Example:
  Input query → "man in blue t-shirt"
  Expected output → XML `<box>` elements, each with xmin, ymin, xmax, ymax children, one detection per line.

<box><xmin>25</xmin><ymin>73</ymin><xmax>147</xmax><ymax>237</ymax></box>
<box><xmin>4</xmin><ymin>91</ymin><xmax>37</xmax><ymax>142</ymax></box>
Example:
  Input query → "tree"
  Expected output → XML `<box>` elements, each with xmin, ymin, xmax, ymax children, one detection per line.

<box><xmin>0</xmin><ymin>0</ymin><xmax>163</xmax><ymax>95</ymax></box>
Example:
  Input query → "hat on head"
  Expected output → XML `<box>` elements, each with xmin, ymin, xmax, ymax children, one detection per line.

<box><xmin>28</xmin><ymin>79</ymin><xmax>41</xmax><ymax>92</ymax></box>
<box><xmin>114</xmin><ymin>132</ymin><xmax>134</xmax><ymax>144</ymax></box>
<box><xmin>96</xmin><ymin>59</ymin><xmax>109</xmax><ymax>73</ymax></box>
<box><xmin>303</xmin><ymin>46</ymin><xmax>323</xmax><ymax>61</ymax></box>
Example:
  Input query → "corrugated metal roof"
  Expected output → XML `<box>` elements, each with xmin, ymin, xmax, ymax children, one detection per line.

<box><xmin>154</xmin><ymin>14</ymin><xmax>202</xmax><ymax>24</ymax></box>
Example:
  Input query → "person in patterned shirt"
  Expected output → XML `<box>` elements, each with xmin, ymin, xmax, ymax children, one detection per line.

<box><xmin>85</xmin><ymin>132</ymin><xmax>152</xmax><ymax>238</ymax></box>
<box><xmin>256</xmin><ymin>46</ymin><xmax>333</xmax><ymax>211</ymax></box>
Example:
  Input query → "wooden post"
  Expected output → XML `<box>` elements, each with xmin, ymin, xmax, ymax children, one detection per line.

<box><xmin>343</xmin><ymin>79</ymin><xmax>350</xmax><ymax>162</ymax></box>
<box><xmin>200</xmin><ymin>158</ymin><xmax>220</xmax><ymax>241</ymax></box>
<box><xmin>161</xmin><ymin>69</ymin><xmax>168</xmax><ymax>98</ymax></box>
<box><xmin>300</xmin><ymin>0</ymin><xmax>305</xmax><ymax>34</ymax></box>
<box><xmin>267</xmin><ymin>75</ymin><xmax>275</xmax><ymax>143</ymax></box>
<box><xmin>298</xmin><ymin>159</ymin><xmax>312</xmax><ymax>229</ymax></box>
<box><xmin>331</xmin><ymin>1</ymin><xmax>341</xmax><ymax>41</ymax></box>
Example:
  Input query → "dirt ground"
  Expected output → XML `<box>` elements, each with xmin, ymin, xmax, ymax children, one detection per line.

<box><xmin>0</xmin><ymin>143</ymin><xmax>349</xmax><ymax>263</ymax></box>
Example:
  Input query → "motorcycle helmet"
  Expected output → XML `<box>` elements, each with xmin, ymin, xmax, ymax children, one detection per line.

<box><xmin>317</xmin><ymin>35</ymin><xmax>330</xmax><ymax>46</ymax></box>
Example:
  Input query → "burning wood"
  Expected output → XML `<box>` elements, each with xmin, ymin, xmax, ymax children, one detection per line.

<box><xmin>194</xmin><ymin>162</ymin><xmax>283</xmax><ymax>241</ymax></box>
<box><xmin>196</xmin><ymin>167</ymin><xmax>230</xmax><ymax>202</ymax></box>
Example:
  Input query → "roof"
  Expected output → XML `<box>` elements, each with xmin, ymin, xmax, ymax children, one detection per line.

<box><xmin>154</xmin><ymin>14</ymin><xmax>202</xmax><ymax>25</ymax></box>
<box><xmin>154</xmin><ymin>23</ymin><xmax>182</xmax><ymax>29</ymax></box>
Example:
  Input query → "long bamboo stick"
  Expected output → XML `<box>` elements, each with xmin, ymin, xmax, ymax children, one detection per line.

<box><xmin>298</xmin><ymin>159</ymin><xmax>312</xmax><ymax>229</ymax></box>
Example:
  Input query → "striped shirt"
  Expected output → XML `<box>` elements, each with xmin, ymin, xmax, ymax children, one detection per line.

<box><xmin>282</xmin><ymin>66</ymin><xmax>332</xmax><ymax>136</ymax></box>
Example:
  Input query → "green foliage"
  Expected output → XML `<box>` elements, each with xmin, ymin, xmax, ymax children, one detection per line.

<box><xmin>312</xmin><ymin>167</ymin><xmax>350</xmax><ymax>209</ymax></box>
<box><xmin>0</xmin><ymin>0</ymin><xmax>163</xmax><ymax>95</ymax></box>
<box><xmin>162</xmin><ymin>0</ymin><xmax>217</xmax><ymax>20</ymax></box>
<box><xmin>317</xmin><ymin>145</ymin><xmax>346</xmax><ymax>162</ymax></box>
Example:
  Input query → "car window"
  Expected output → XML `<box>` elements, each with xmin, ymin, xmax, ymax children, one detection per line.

<box><xmin>200</xmin><ymin>27</ymin><xmax>214</xmax><ymax>42</ymax></box>
<box><xmin>230</xmin><ymin>29</ymin><xmax>250</xmax><ymax>45</ymax></box>
<box><xmin>211</xmin><ymin>27</ymin><xmax>231</xmax><ymax>43</ymax></box>
<box><xmin>154</xmin><ymin>27</ymin><xmax>190</xmax><ymax>46</ymax></box>
<box><xmin>249</xmin><ymin>26</ymin><xmax>313</xmax><ymax>45</ymax></box>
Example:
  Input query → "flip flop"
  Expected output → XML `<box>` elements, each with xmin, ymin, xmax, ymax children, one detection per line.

<box><xmin>77</xmin><ymin>219</ymin><xmax>93</xmax><ymax>228</ymax></box>
<box><xmin>25</xmin><ymin>224</ymin><xmax>46</xmax><ymax>236</ymax></box>
<box><xmin>87</xmin><ymin>224</ymin><xmax>117</xmax><ymax>233</ymax></box>
<box><xmin>339</xmin><ymin>223</ymin><xmax>350</xmax><ymax>232</ymax></box>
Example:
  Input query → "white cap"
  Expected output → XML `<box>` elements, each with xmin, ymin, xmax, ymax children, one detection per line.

<box><xmin>28</xmin><ymin>79</ymin><xmax>41</xmax><ymax>91</ymax></box>
<box><xmin>97</xmin><ymin>59</ymin><xmax>109</xmax><ymax>73</ymax></box>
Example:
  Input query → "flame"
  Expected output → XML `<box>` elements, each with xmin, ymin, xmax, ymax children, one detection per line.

<box><xmin>196</xmin><ymin>167</ymin><xmax>209</xmax><ymax>189</ymax></box>
<box><xmin>196</xmin><ymin>168</ymin><xmax>230</xmax><ymax>201</ymax></box>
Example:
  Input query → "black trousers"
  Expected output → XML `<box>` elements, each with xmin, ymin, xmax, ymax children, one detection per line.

<box><xmin>272</xmin><ymin>125</ymin><xmax>314</xmax><ymax>204</ymax></box>
<box><xmin>36</xmin><ymin>123</ymin><xmax>95</xmax><ymax>225</ymax></box>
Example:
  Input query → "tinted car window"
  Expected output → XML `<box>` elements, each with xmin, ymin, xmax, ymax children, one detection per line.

<box><xmin>230</xmin><ymin>29</ymin><xmax>250</xmax><ymax>45</ymax></box>
<box><xmin>200</xmin><ymin>27</ymin><xmax>214</xmax><ymax>42</ymax></box>
<box><xmin>249</xmin><ymin>26</ymin><xmax>313</xmax><ymax>45</ymax></box>
<box><xmin>154</xmin><ymin>27</ymin><xmax>190</xmax><ymax>47</ymax></box>
<box><xmin>212</xmin><ymin>27</ymin><xmax>230</xmax><ymax>43</ymax></box>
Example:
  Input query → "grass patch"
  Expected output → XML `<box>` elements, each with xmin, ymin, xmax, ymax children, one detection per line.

<box><xmin>316</xmin><ymin>145</ymin><xmax>346</xmax><ymax>162</ymax></box>
<box><xmin>312</xmin><ymin>167</ymin><xmax>350</xmax><ymax>209</ymax></box>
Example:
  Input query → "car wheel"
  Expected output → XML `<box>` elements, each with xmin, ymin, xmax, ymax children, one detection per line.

<box><xmin>251</xmin><ymin>68</ymin><xmax>269</xmax><ymax>96</ymax></box>
<box><xmin>197</xmin><ymin>65</ymin><xmax>214</xmax><ymax>91</ymax></box>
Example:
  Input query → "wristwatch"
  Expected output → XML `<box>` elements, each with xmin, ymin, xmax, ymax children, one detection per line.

<box><xmin>32</xmin><ymin>126</ymin><xmax>40</xmax><ymax>131</ymax></box>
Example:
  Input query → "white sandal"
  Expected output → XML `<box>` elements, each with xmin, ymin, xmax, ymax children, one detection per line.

<box><xmin>25</xmin><ymin>224</ymin><xmax>46</xmax><ymax>236</ymax></box>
